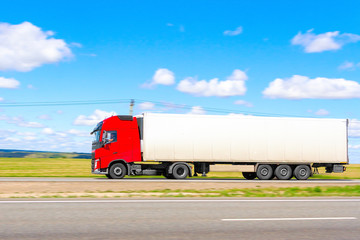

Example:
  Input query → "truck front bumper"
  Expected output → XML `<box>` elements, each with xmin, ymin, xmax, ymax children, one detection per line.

<box><xmin>92</xmin><ymin>168</ymin><xmax>108</xmax><ymax>175</ymax></box>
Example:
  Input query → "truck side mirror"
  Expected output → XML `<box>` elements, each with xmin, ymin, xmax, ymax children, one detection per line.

<box><xmin>101</xmin><ymin>131</ymin><xmax>108</xmax><ymax>146</ymax></box>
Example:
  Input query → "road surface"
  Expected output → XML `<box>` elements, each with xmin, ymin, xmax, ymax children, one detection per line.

<box><xmin>0</xmin><ymin>198</ymin><xmax>359</xmax><ymax>240</ymax></box>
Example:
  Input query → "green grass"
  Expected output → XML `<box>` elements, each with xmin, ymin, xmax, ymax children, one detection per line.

<box><xmin>7</xmin><ymin>185</ymin><xmax>360</xmax><ymax>198</ymax></box>
<box><xmin>0</xmin><ymin>158</ymin><xmax>94</xmax><ymax>177</ymax></box>
<box><xmin>0</xmin><ymin>157</ymin><xmax>359</xmax><ymax>179</ymax></box>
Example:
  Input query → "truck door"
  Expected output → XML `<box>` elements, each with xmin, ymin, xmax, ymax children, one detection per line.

<box><xmin>100</xmin><ymin>130</ymin><xmax>120</xmax><ymax>167</ymax></box>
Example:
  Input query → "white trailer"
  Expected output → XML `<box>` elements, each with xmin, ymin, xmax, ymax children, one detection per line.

<box><xmin>138</xmin><ymin>113</ymin><xmax>348</xmax><ymax>180</ymax></box>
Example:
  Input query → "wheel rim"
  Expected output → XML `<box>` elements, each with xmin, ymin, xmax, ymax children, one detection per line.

<box><xmin>280</xmin><ymin>168</ymin><xmax>288</xmax><ymax>176</ymax></box>
<box><xmin>176</xmin><ymin>168</ymin><xmax>185</xmax><ymax>176</ymax></box>
<box><xmin>299</xmin><ymin>168</ymin><xmax>307</xmax><ymax>176</ymax></box>
<box><xmin>260</xmin><ymin>168</ymin><xmax>269</xmax><ymax>176</ymax></box>
<box><xmin>114</xmin><ymin>167</ymin><xmax>122</xmax><ymax>175</ymax></box>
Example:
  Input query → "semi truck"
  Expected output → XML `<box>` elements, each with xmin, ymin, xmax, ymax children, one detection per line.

<box><xmin>91</xmin><ymin>113</ymin><xmax>348</xmax><ymax>180</ymax></box>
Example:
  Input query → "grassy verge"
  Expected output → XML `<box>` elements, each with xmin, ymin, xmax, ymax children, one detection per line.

<box><xmin>0</xmin><ymin>158</ymin><xmax>359</xmax><ymax>179</ymax></box>
<box><xmin>4</xmin><ymin>185</ymin><xmax>360</xmax><ymax>198</ymax></box>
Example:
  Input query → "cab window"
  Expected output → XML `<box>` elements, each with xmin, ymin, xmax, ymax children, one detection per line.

<box><xmin>104</xmin><ymin>131</ymin><xmax>117</xmax><ymax>143</ymax></box>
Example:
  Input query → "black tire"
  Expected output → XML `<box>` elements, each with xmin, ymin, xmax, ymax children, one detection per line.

<box><xmin>172</xmin><ymin>164</ymin><xmax>189</xmax><ymax>179</ymax></box>
<box><xmin>109</xmin><ymin>163</ymin><xmax>126</xmax><ymax>179</ymax></box>
<box><xmin>275</xmin><ymin>165</ymin><xmax>293</xmax><ymax>180</ymax></box>
<box><xmin>242</xmin><ymin>172</ymin><xmax>257</xmax><ymax>180</ymax></box>
<box><xmin>163</xmin><ymin>170</ymin><xmax>174</xmax><ymax>179</ymax></box>
<box><xmin>294</xmin><ymin>165</ymin><xmax>311</xmax><ymax>180</ymax></box>
<box><xmin>105</xmin><ymin>173</ymin><xmax>112</xmax><ymax>179</ymax></box>
<box><xmin>256</xmin><ymin>164</ymin><xmax>274</xmax><ymax>180</ymax></box>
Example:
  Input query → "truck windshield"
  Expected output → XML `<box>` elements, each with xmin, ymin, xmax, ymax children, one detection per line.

<box><xmin>91</xmin><ymin>121</ymin><xmax>103</xmax><ymax>143</ymax></box>
<box><xmin>92</xmin><ymin>130</ymin><xmax>101</xmax><ymax>143</ymax></box>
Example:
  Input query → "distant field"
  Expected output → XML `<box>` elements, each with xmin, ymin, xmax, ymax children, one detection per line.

<box><xmin>0</xmin><ymin>149</ymin><xmax>91</xmax><ymax>159</ymax></box>
<box><xmin>0</xmin><ymin>158</ymin><xmax>359</xmax><ymax>179</ymax></box>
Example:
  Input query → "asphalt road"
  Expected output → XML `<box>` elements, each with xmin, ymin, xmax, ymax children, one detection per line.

<box><xmin>0</xmin><ymin>177</ymin><xmax>359</xmax><ymax>183</ymax></box>
<box><xmin>0</xmin><ymin>198</ymin><xmax>359</xmax><ymax>240</ymax></box>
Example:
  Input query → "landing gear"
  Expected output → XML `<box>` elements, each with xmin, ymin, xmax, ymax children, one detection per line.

<box><xmin>242</xmin><ymin>172</ymin><xmax>257</xmax><ymax>180</ymax></box>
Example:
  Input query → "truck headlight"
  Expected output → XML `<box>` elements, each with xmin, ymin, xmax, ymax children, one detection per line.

<box><xmin>94</xmin><ymin>159</ymin><xmax>100</xmax><ymax>169</ymax></box>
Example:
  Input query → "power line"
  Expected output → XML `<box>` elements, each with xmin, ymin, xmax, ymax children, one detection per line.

<box><xmin>0</xmin><ymin>98</ymin><xmax>357</xmax><ymax>120</ymax></box>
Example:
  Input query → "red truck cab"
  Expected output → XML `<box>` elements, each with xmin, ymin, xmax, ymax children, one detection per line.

<box><xmin>91</xmin><ymin>115</ymin><xmax>141</xmax><ymax>177</ymax></box>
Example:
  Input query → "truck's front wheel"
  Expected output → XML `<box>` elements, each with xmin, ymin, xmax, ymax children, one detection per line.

<box><xmin>109</xmin><ymin>163</ymin><xmax>126</xmax><ymax>179</ymax></box>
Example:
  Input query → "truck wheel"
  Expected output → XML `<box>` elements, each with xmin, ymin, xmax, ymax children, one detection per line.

<box><xmin>172</xmin><ymin>164</ymin><xmax>189</xmax><ymax>179</ymax></box>
<box><xmin>163</xmin><ymin>171</ymin><xmax>174</xmax><ymax>179</ymax></box>
<box><xmin>109</xmin><ymin>163</ymin><xmax>126</xmax><ymax>179</ymax></box>
<box><xmin>275</xmin><ymin>165</ymin><xmax>292</xmax><ymax>180</ymax></box>
<box><xmin>294</xmin><ymin>165</ymin><xmax>311</xmax><ymax>180</ymax></box>
<box><xmin>242</xmin><ymin>172</ymin><xmax>257</xmax><ymax>180</ymax></box>
<box><xmin>256</xmin><ymin>165</ymin><xmax>274</xmax><ymax>180</ymax></box>
<box><xmin>105</xmin><ymin>173</ymin><xmax>113</xmax><ymax>179</ymax></box>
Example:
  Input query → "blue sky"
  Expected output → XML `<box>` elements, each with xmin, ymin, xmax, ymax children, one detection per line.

<box><xmin>0</xmin><ymin>0</ymin><xmax>359</xmax><ymax>162</ymax></box>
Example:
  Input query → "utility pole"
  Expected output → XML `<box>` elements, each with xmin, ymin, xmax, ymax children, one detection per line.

<box><xmin>129</xmin><ymin>99</ymin><xmax>135</xmax><ymax>116</ymax></box>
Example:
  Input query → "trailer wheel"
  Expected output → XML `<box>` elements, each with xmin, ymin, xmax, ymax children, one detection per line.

<box><xmin>242</xmin><ymin>172</ymin><xmax>257</xmax><ymax>180</ymax></box>
<box><xmin>172</xmin><ymin>164</ymin><xmax>189</xmax><ymax>179</ymax></box>
<box><xmin>109</xmin><ymin>163</ymin><xmax>126</xmax><ymax>179</ymax></box>
<box><xmin>294</xmin><ymin>165</ymin><xmax>311</xmax><ymax>180</ymax></box>
<box><xmin>256</xmin><ymin>165</ymin><xmax>274</xmax><ymax>180</ymax></box>
<box><xmin>275</xmin><ymin>165</ymin><xmax>293</xmax><ymax>180</ymax></box>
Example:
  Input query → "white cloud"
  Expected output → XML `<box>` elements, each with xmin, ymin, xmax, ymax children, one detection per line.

<box><xmin>291</xmin><ymin>29</ymin><xmax>360</xmax><ymax>53</ymax></box>
<box><xmin>314</xmin><ymin>109</ymin><xmax>329</xmax><ymax>116</ymax></box>
<box><xmin>152</xmin><ymin>68</ymin><xmax>175</xmax><ymax>85</ymax></box>
<box><xmin>18</xmin><ymin>121</ymin><xmax>44</xmax><ymax>128</ymax></box>
<box><xmin>234</xmin><ymin>100</ymin><xmax>253</xmax><ymax>107</ymax></box>
<box><xmin>0</xmin><ymin>114</ymin><xmax>44</xmax><ymax>128</ymax></box>
<box><xmin>42</xmin><ymin>128</ymin><xmax>55</xmax><ymax>135</ymax></box>
<box><xmin>188</xmin><ymin>106</ymin><xmax>206</xmax><ymax>115</ymax></box>
<box><xmin>73</xmin><ymin>109</ymin><xmax>116</xmax><ymax>126</ymax></box>
<box><xmin>177</xmin><ymin>69</ymin><xmax>248</xmax><ymax>97</ymax></box>
<box><xmin>0</xmin><ymin>21</ymin><xmax>72</xmax><ymax>71</ymax></box>
<box><xmin>0</xmin><ymin>77</ymin><xmax>20</xmax><ymax>88</ymax></box>
<box><xmin>0</xmin><ymin>128</ymin><xmax>92</xmax><ymax>153</ymax></box>
<box><xmin>138</xmin><ymin>102</ymin><xmax>155</xmax><ymax>110</ymax></box>
<box><xmin>67</xmin><ymin>129</ymin><xmax>89</xmax><ymax>137</ymax></box>
<box><xmin>263</xmin><ymin>75</ymin><xmax>360</xmax><ymax>99</ymax></box>
<box><xmin>349</xmin><ymin>144</ymin><xmax>360</xmax><ymax>149</ymax></box>
<box><xmin>349</xmin><ymin>119</ymin><xmax>360</xmax><ymax>137</ymax></box>
<box><xmin>38</xmin><ymin>114</ymin><xmax>52</xmax><ymax>120</ymax></box>
<box><xmin>23</xmin><ymin>136</ymin><xmax>37</xmax><ymax>141</ymax></box>
<box><xmin>338</xmin><ymin>61</ymin><xmax>355</xmax><ymax>70</ymax></box>
<box><xmin>142</xmin><ymin>68</ymin><xmax>175</xmax><ymax>88</ymax></box>
<box><xmin>4</xmin><ymin>137</ymin><xmax>21</xmax><ymax>142</ymax></box>
<box><xmin>224</xmin><ymin>26</ymin><xmax>243</xmax><ymax>36</ymax></box>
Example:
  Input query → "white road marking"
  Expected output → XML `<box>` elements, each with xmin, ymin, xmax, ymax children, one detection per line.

<box><xmin>0</xmin><ymin>199</ymin><xmax>360</xmax><ymax>203</ymax></box>
<box><xmin>221</xmin><ymin>217</ymin><xmax>357</xmax><ymax>221</ymax></box>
